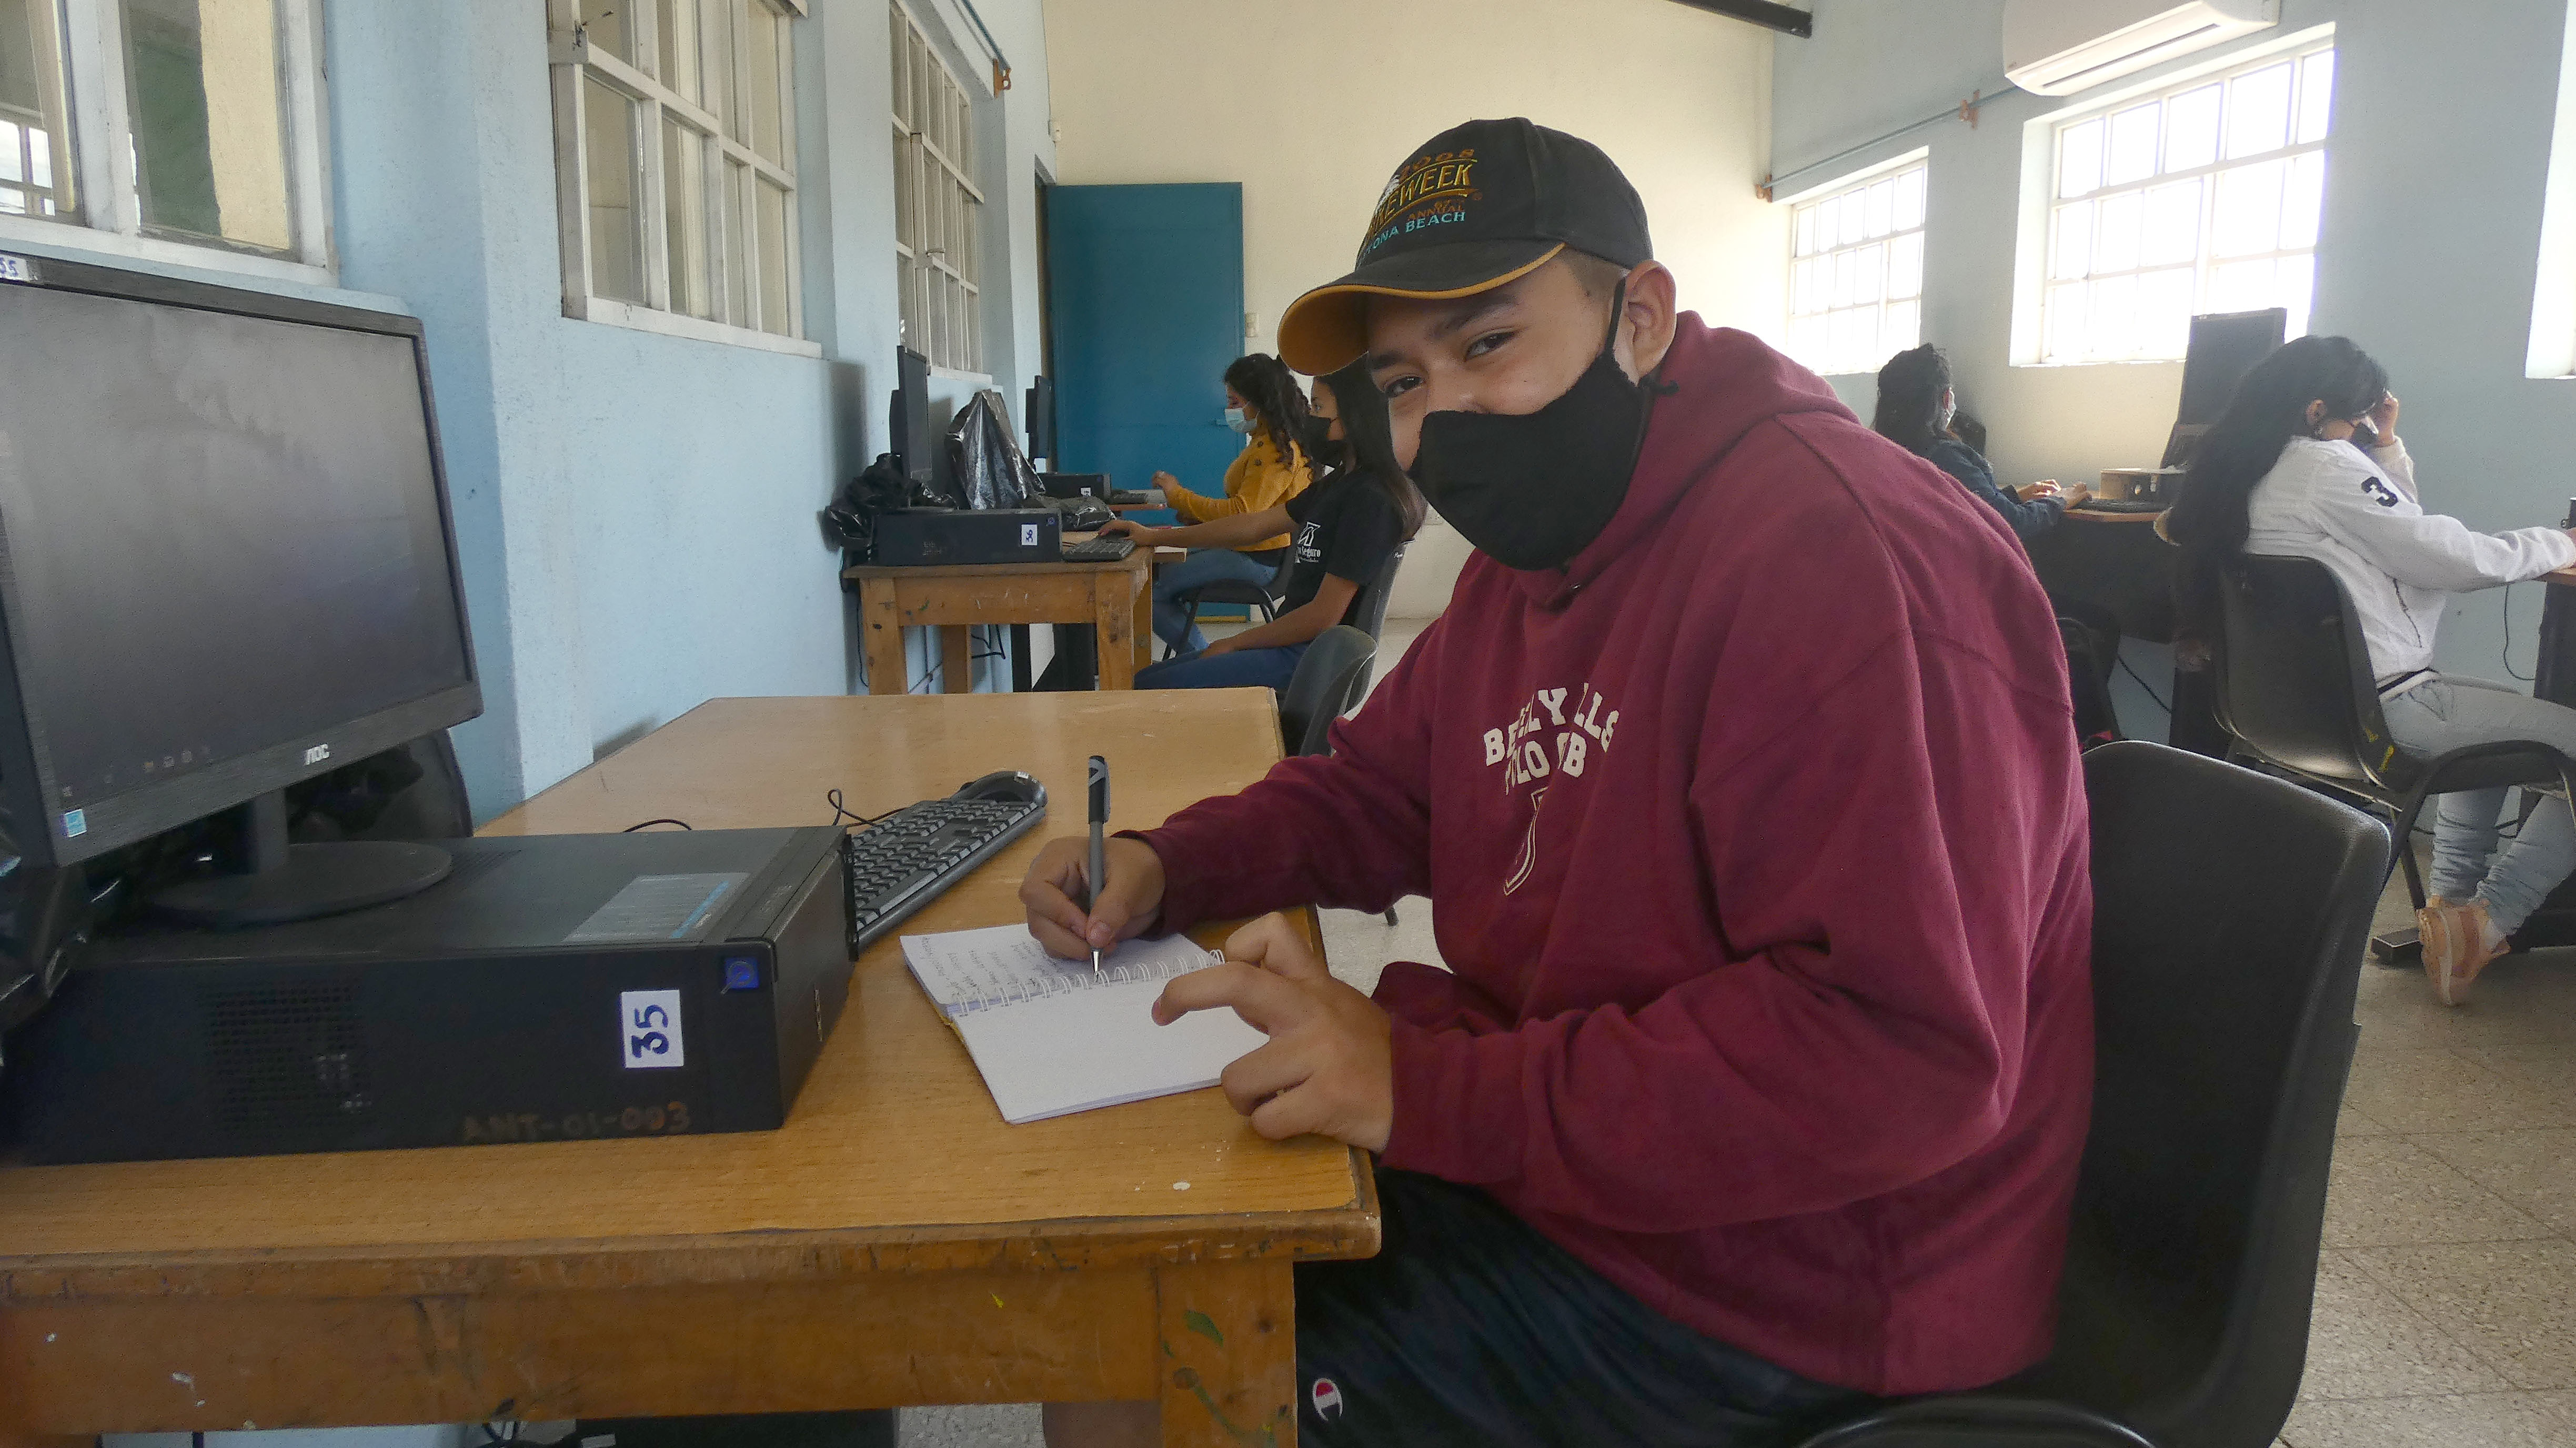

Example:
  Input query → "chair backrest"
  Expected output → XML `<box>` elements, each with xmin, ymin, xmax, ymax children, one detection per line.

<box><xmin>1279</xmin><ymin>626</ymin><xmax>1377</xmax><ymax>758</ymax></box>
<box><xmin>2212</xmin><ymin>554</ymin><xmax>2407</xmax><ymax>787</ymax></box>
<box><xmin>2022</xmin><ymin>742</ymin><xmax>2387</xmax><ymax>1444</ymax></box>
<box><xmin>1345</xmin><ymin>542</ymin><xmax>1408</xmax><ymax>643</ymax></box>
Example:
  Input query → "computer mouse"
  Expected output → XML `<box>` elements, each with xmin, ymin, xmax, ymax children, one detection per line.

<box><xmin>951</xmin><ymin>770</ymin><xmax>1047</xmax><ymax>809</ymax></box>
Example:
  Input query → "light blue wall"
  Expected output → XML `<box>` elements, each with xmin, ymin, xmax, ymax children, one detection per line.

<box><xmin>1776</xmin><ymin>0</ymin><xmax>2576</xmax><ymax>726</ymax></box>
<box><xmin>316</xmin><ymin>0</ymin><xmax>1056</xmax><ymax>813</ymax></box>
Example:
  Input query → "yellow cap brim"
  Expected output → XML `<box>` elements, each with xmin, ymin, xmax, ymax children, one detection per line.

<box><xmin>1276</xmin><ymin>243</ymin><xmax>1566</xmax><ymax>375</ymax></box>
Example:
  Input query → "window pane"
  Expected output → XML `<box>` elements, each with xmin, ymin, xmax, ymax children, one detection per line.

<box><xmin>1827</xmin><ymin>306</ymin><xmax>1872</xmax><ymax>374</ymax></box>
<box><xmin>2212</xmin><ymin>157</ymin><xmax>2286</xmax><ymax>257</ymax></box>
<box><xmin>2051</xmin><ymin>200</ymin><xmax>2094</xmax><ymax>280</ymax></box>
<box><xmin>1829</xmin><ymin>248</ymin><xmax>1856</xmax><ymax>308</ymax></box>
<box><xmin>1790</xmin><ymin>254</ymin><xmax>1817</xmax><ymax>314</ymax></box>
<box><xmin>1789</xmin><ymin>314</ymin><xmax>1826</xmax><ymax>367</ymax></box>
<box><xmin>583</xmin><ymin>75</ymin><xmax>645</xmax><ymax>303</ymax></box>
<box><xmin>1852</xmin><ymin>241</ymin><xmax>1884</xmax><ymax>304</ymax></box>
<box><xmin>757</xmin><ymin>177</ymin><xmax>789</xmax><ymax>335</ymax></box>
<box><xmin>1883</xmin><ymin>297</ymin><xmax>1920</xmax><ymax>357</ymax></box>
<box><xmin>2164</xmin><ymin>83</ymin><xmax>2221</xmax><ymax>172</ymax></box>
<box><xmin>726</xmin><ymin>157</ymin><xmax>753</xmax><ymax>326</ymax></box>
<box><xmin>703</xmin><ymin>0</ymin><xmax>734</xmax><ymax>138</ymax></box>
<box><xmin>2281</xmin><ymin>149</ymin><xmax>2326</xmax><ymax>251</ymax></box>
<box><xmin>744</xmin><ymin>0</ymin><xmax>782</xmax><ymax>164</ymax></box>
<box><xmin>2225</xmin><ymin>61</ymin><xmax>2293</xmax><ymax>159</ymax></box>
<box><xmin>1887</xmin><ymin>230</ymin><xmax>1923</xmax><ymax>300</ymax></box>
<box><xmin>2208</xmin><ymin>256</ymin><xmax>2276</xmax><ymax>314</ymax></box>
<box><xmin>1894</xmin><ymin>165</ymin><xmax>1925</xmax><ymax>230</ymax></box>
<box><xmin>2138</xmin><ymin>267</ymin><xmax>2194</xmax><ymax>357</ymax></box>
<box><xmin>659</xmin><ymin>0</ymin><xmax>702</xmax><ymax>102</ymax></box>
<box><xmin>1793</xmin><ymin>204</ymin><xmax>1817</xmax><ymax>256</ymax></box>
<box><xmin>123</xmin><ymin>0</ymin><xmax>293</xmax><ymax>252</ymax></box>
<box><xmin>578</xmin><ymin>0</ymin><xmax>629</xmax><ymax>62</ymax></box>
<box><xmin>2059</xmin><ymin>117</ymin><xmax>2103</xmax><ymax>197</ymax></box>
<box><xmin>0</xmin><ymin>0</ymin><xmax>76</xmax><ymax>219</ymax></box>
<box><xmin>1863</xmin><ymin>176</ymin><xmax>1893</xmax><ymax>237</ymax></box>
<box><xmin>2106</xmin><ymin>102</ymin><xmax>2159</xmax><ymax>187</ymax></box>
<box><xmin>1836</xmin><ymin>190</ymin><xmax>1863</xmax><ymax>246</ymax></box>
<box><xmin>663</xmin><ymin>117</ymin><xmax>710</xmax><ymax>318</ymax></box>
<box><xmin>2091</xmin><ymin>273</ymin><xmax>2139</xmax><ymax>359</ymax></box>
<box><xmin>2046</xmin><ymin>281</ymin><xmax>2091</xmax><ymax>361</ymax></box>
<box><xmin>2277</xmin><ymin>251</ymin><xmax>2315</xmax><ymax>338</ymax></box>
<box><xmin>2297</xmin><ymin>50</ymin><xmax>2336</xmax><ymax>145</ymax></box>
<box><xmin>2140</xmin><ymin>178</ymin><xmax>2201</xmax><ymax>267</ymax></box>
<box><xmin>2094</xmin><ymin>190</ymin><xmax>2141</xmax><ymax>275</ymax></box>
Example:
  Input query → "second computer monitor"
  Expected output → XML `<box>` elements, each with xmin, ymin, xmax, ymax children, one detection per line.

<box><xmin>894</xmin><ymin>346</ymin><xmax>934</xmax><ymax>486</ymax></box>
<box><xmin>2164</xmin><ymin>308</ymin><xmax>2288</xmax><ymax>465</ymax></box>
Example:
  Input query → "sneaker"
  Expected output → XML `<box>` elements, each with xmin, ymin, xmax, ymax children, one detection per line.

<box><xmin>2418</xmin><ymin>898</ymin><xmax>2507</xmax><ymax>1007</ymax></box>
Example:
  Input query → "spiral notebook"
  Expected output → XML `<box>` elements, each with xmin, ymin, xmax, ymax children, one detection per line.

<box><xmin>900</xmin><ymin>924</ymin><xmax>1266</xmax><ymax>1124</ymax></box>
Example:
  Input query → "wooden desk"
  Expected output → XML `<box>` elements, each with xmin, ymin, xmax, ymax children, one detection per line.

<box><xmin>0</xmin><ymin>694</ymin><xmax>1374</xmax><ymax>1447</ymax></box>
<box><xmin>2027</xmin><ymin>505</ymin><xmax>2180</xmax><ymax>645</ymax></box>
<box><xmin>847</xmin><ymin>545</ymin><xmax>1152</xmax><ymax>693</ymax></box>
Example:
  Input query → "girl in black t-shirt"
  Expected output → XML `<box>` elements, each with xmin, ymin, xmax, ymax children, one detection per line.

<box><xmin>1110</xmin><ymin>361</ymin><xmax>1426</xmax><ymax>692</ymax></box>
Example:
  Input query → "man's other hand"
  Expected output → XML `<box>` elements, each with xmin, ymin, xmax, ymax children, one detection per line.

<box><xmin>1154</xmin><ymin>913</ymin><xmax>1393</xmax><ymax>1151</ymax></box>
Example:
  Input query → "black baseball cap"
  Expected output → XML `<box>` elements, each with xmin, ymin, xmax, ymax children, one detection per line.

<box><xmin>1276</xmin><ymin>118</ymin><xmax>1653</xmax><ymax>376</ymax></box>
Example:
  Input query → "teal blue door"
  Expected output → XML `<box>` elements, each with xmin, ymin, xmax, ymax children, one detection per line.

<box><xmin>1045</xmin><ymin>183</ymin><xmax>1246</xmax><ymax>518</ymax></box>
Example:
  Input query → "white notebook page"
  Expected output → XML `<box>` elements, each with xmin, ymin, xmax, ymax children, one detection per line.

<box><xmin>901</xmin><ymin>926</ymin><xmax>1268</xmax><ymax>1124</ymax></box>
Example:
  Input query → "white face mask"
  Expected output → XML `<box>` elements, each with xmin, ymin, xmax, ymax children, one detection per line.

<box><xmin>1936</xmin><ymin>391</ymin><xmax>1956</xmax><ymax>432</ymax></box>
<box><xmin>1224</xmin><ymin>406</ymin><xmax>1253</xmax><ymax>434</ymax></box>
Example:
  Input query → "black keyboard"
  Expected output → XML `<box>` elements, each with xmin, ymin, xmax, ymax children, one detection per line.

<box><xmin>1061</xmin><ymin>535</ymin><xmax>1135</xmax><ymax>562</ymax></box>
<box><xmin>844</xmin><ymin>787</ymin><xmax>1047</xmax><ymax>954</ymax></box>
<box><xmin>1107</xmin><ymin>489</ymin><xmax>1154</xmax><ymax>506</ymax></box>
<box><xmin>2072</xmin><ymin>498</ymin><xmax>2167</xmax><ymax>514</ymax></box>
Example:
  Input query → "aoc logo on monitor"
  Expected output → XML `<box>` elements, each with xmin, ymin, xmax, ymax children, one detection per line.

<box><xmin>303</xmin><ymin>744</ymin><xmax>331</xmax><ymax>766</ymax></box>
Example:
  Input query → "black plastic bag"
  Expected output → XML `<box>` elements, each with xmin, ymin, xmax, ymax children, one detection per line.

<box><xmin>823</xmin><ymin>453</ymin><xmax>925</xmax><ymax>560</ymax></box>
<box><xmin>945</xmin><ymin>389</ymin><xmax>1039</xmax><ymax>511</ymax></box>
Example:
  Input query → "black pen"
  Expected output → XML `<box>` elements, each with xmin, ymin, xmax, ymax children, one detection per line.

<box><xmin>1088</xmin><ymin>755</ymin><xmax>1109</xmax><ymax>981</ymax></box>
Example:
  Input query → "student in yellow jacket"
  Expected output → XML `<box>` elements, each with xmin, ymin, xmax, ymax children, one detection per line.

<box><xmin>1148</xmin><ymin>354</ymin><xmax>1316</xmax><ymax>655</ymax></box>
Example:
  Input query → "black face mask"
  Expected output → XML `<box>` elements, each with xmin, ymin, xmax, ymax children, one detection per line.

<box><xmin>1407</xmin><ymin>282</ymin><xmax>1653</xmax><ymax>572</ymax></box>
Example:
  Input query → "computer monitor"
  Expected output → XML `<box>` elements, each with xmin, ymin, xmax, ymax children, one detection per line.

<box><xmin>0</xmin><ymin>255</ymin><xmax>481</xmax><ymax>924</ymax></box>
<box><xmin>1025</xmin><ymin>375</ymin><xmax>1056</xmax><ymax>464</ymax></box>
<box><xmin>892</xmin><ymin>346</ymin><xmax>934</xmax><ymax>486</ymax></box>
<box><xmin>2164</xmin><ymin>307</ymin><xmax>2289</xmax><ymax>465</ymax></box>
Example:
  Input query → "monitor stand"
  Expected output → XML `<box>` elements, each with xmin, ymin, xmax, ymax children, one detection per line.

<box><xmin>150</xmin><ymin>790</ymin><xmax>454</xmax><ymax>928</ymax></box>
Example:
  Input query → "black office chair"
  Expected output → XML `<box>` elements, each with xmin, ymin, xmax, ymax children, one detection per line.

<box><xmin>1276</xmin><ymin>626</ymin><xmax>1402</xmax><ymax>927</ymax></box>
<box><xmin>2211</xmin><ymin>554</ymin><xmax>2576</xmax><ymax>958</ymax></box>
<box><xmin>1280</xmin><ymin>625</ymin><xmax>1377</xmax><ymax>760</ymax></box>
<box><xmin>1797</xmin><ymin>740</ymin><xmax>2388</xmax><ymax>1448</ymax></box>
<box><xmin>1172</xmin><ymin>564</ymin><xmax>1289</xmax><ymax>645</ymax></box>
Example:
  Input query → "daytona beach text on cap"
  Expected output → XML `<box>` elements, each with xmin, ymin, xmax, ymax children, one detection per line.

<box><xmin>1275</xmin><ymin>118</ymin><xmax>1652</xmax><ymax>376</ymax></box>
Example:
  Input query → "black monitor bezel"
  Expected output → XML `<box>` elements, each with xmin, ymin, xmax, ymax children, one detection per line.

<box><xmin>0</xmin><ymin>251</ymin><xmax>484</xmax><ymax>870</ymax></box>
<box><xmin>2175</xmin><ymin>307</ymin><xmax>2290</xmax><ymax>428</ymax></box>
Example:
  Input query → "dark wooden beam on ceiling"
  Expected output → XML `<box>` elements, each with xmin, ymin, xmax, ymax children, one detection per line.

<box><xmin>1671</xmin><ymin>0</ymin><xmax>1813</xmax><ymax>38</ymax></box>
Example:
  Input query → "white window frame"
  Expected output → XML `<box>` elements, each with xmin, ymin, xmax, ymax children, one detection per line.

<box><xmin>891</xmin><ymin>0</ymin><xmax>985</xmax><ymax>376</ymax></box>
<box><xmin>2010</xmin><ymin>24</ymin><xmax>2337</xmax><ymax>368</ymax></box>
<box><xmin>1780</xmin><ymin>148</ymin><xmax>1927</xmax><ymax>378</ymax></box>
<box><xmin>545</xmin><ymin>0</ymin><xmax>819</xmax><ymax>358</ymax></box>
<box><xmin>2527</xmin><ymin>0</ymin><xmax>2576</xmax><ymax>379</ymax></box>
<box><xmin>0</xmin><ymin>0</ymin><xmax>336</xmax><ymax>287</ymax></box>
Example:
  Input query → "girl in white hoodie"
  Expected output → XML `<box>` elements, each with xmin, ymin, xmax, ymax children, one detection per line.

<box><xmin>2170</xmin><ymin>336</ymin><xmax>2576</xmax><ymax>1005</ymax></box>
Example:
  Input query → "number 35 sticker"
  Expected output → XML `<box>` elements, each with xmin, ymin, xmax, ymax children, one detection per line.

<box><xmin>619</xmin><ymin>989</ymin><xmax>687</xmax><ymax>1069</ymax></box>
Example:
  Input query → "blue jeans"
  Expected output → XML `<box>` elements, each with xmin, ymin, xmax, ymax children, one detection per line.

<box><xmin>1152</xmin><ymin>548</ymin><xmax>1280</xmax><ymax>655</ymax></box>
<box><xmin>2382</xmin><ymin>675</ymin><xmax>2576</xmax><ymax>933</ymax></box>
<box><xmin>1136</xmin><ymin>641</ymin><xmax>1307</xmax><ymax>692</ymax></box>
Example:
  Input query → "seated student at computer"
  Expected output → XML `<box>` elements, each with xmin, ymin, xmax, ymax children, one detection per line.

<box><xmin>2168</xmin><ymin>336</ymin><xmax>2576</xmax><ymax>1006</ymax></box>
<box><xmin>1145</xmin><ymin>354</ymin><xmax>1316</xmax><ymax>656</ymax></box>
<box><xmin>1874</xmin><ymin>344</ymin><xmax>2090</xmax><ymax>541</ymax></box>
<box><xmin>1024</xmin><ymin>118</ymin><xmax>2092</xmax><ymax>1448</ymax></box>
<box><xmin>1108</xmin><ymin>363</ymin><xmax>1422</xmax><ymax>692</ymax></box>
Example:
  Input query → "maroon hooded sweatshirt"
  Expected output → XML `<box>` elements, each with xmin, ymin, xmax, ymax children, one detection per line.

<box><xmin>1137</xmin><ymin>317</ymin><xmax>2095</xmax><ymax>1396</ymax></box>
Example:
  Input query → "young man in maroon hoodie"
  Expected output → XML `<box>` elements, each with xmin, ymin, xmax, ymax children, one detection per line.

<box><xmin>1024</xmin><ymin>118</ymin><xmax>2095</xmax><ymax>1448</ymax></box>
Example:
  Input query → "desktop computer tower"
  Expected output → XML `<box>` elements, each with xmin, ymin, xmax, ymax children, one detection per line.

<box><xmin>4</xmin><ymin>827</ymin><xmax>853</xmax><ymax>1164</ymax></box>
